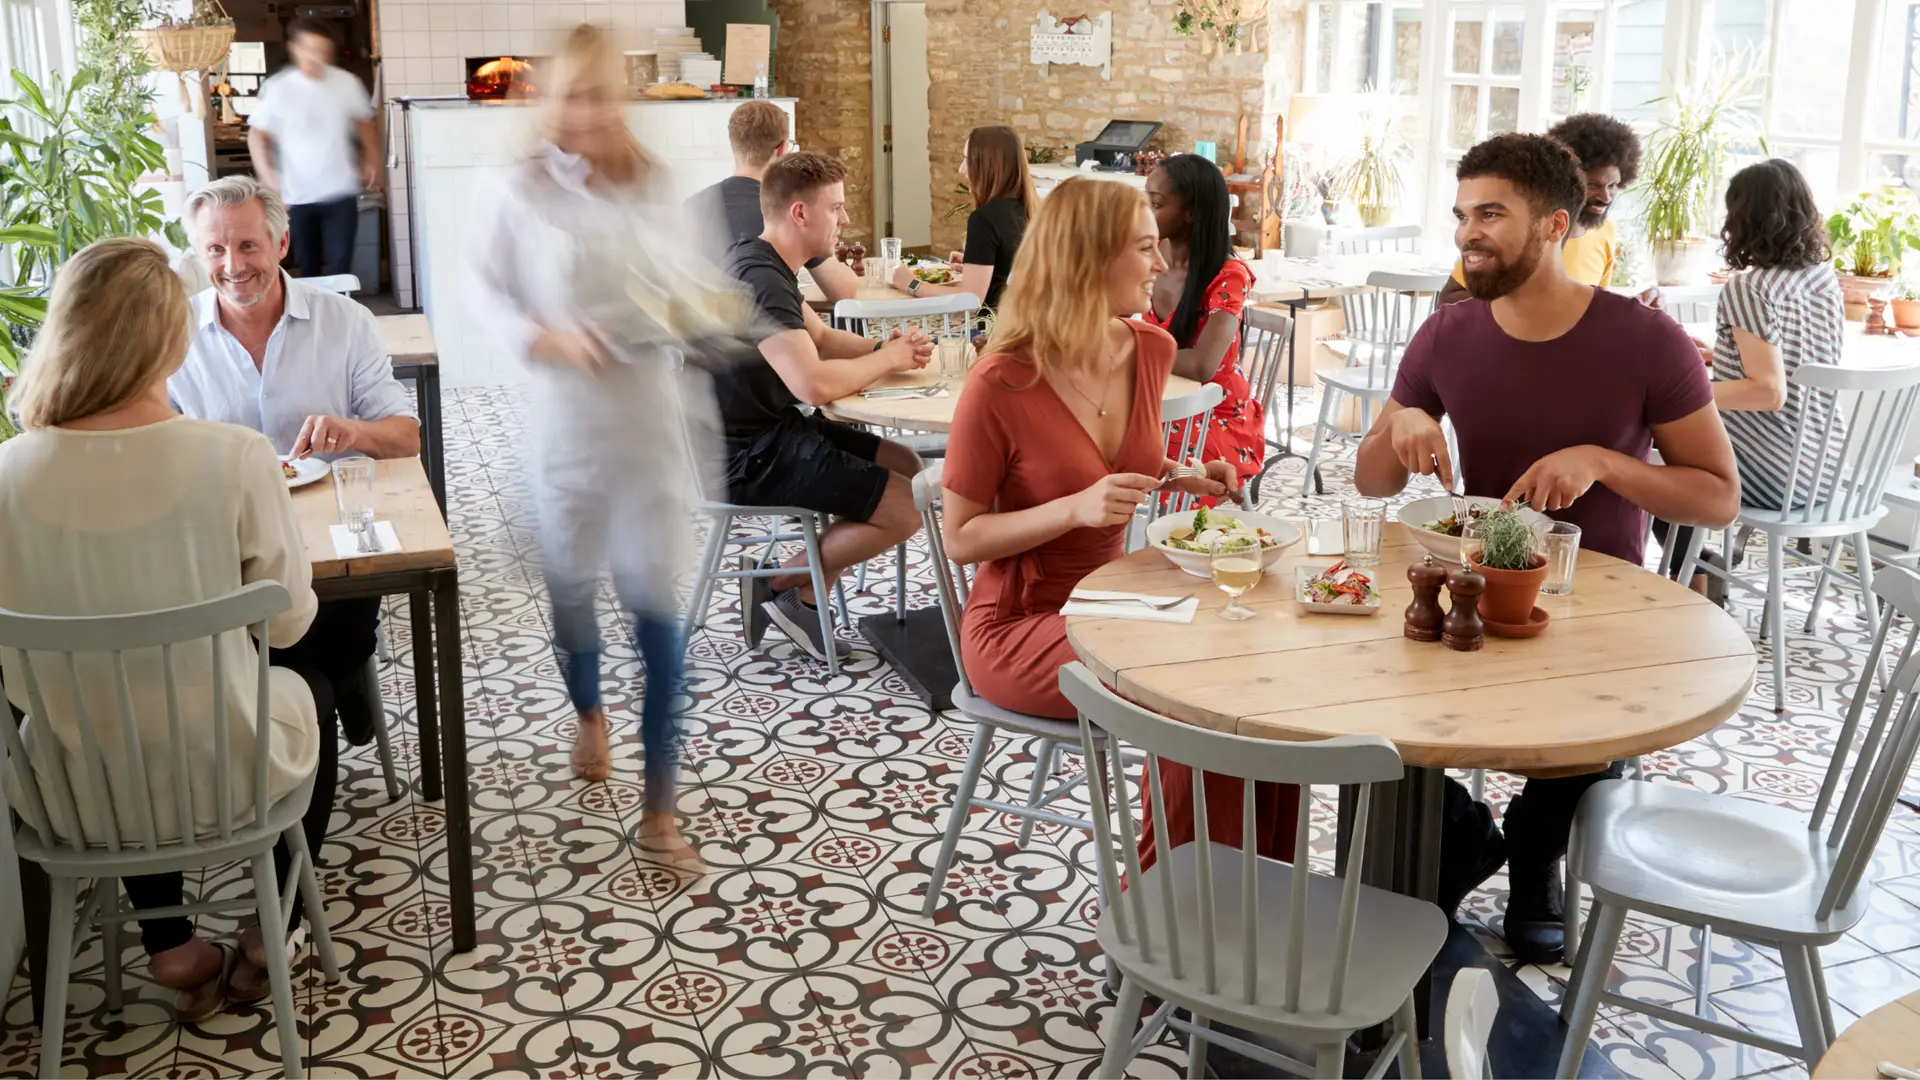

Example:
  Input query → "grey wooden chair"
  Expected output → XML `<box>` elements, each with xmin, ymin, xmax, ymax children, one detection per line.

<box><xmin>1444</xmin><ymin>967</ymin><xmax>1499</xmax><ymax>1080</ymax></box>
<box><xmin>1323</xmin><ymin>225</ymin><xmax>1423</xmax><ymax>256</ymax></box>
<box><xmin>1677</xmin><ymin>360</ymin><xmax>1920</xmax><ymax>710</ymax></box>
<box><xmin>0</xmin><ymin>581</ymin><xmax>340</xmax><ymax>1079</ymax></box>
<box><xmin>1241</xmin><ymin>305</ymin><xmax>1295</xmax><ymax>504</ymax></box>
<box><xmin>1145</xmin><ymin>381</ymin><xmax>1227</xmax><ymax>536</ymax></box>
<box><xmin>1557</xmin><ymin>565</ymin><xmax>1920</xmax><ymax>1077</ymax></box>
<box><xmin>1058</xmin><ymin>662</ymin><xmax>1445</xmax><ymax>1080</ymax></box>
<box><xmin>914</xmin><ymin>465</ymin><xmax>1123</xmax><ymax>920</ymax></box>
<box><xmin>1300</xmin><ymin>270</ymin><xmax>1446</xmax><ymax>497</ymax></box>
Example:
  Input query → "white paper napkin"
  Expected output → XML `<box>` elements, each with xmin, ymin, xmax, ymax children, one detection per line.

<box><xmin>328</xmin><ymin>521</ymin><xmax>402</xmax><ymax>559</ymax></box>
<box><xmin>1062</xmin><ymin>590</ymin><xmax>1199</xmax><ymax>623</ymax></box>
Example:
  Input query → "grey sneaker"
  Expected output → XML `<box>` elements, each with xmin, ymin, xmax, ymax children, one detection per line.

<box><xmin>762</xmin><ymin>588</ymin><xmax>846</xmax><ymax>661</ymax></box>
<box><xmin>737</xmin><ymin>559</ymin><xmax>772</xmax><ymax>646</ymax></box>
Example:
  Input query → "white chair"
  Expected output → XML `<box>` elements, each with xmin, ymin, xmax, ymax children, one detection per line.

<box><xmin>358</xmin><ymin>657</ymin><xmax>404</xmax><ymax>801</ymax></box>
<box><xmin>1557</xmin><ymin>566</ymin><xmax>1920</xmax><ymax>1077</ymax></box>
<box><xmin>1059</xmin><ymin>662</ymin><xmax>1444</xmax><ymax>1080</ymax></box>
<box><xmin>914</xmin><ymin>465</ymin><xmax>1126</xmax><ymax>917</ymax></box>
<box><xmin>1678</xmin><ymin>360</ymin><xmax>1920</xmax><ymax>710</ymax></box>
<box><xmin>685</xmin><ymin>500</ymin><xmax>849</xmax><ymax>674</ymax></box>
<box><xmin>1145</xmin><ymin>381</ymin><xmax>1226</xmax><ymax>536</ymax></box>
<box><xmin>301</xmin><ymin>273</ymin><xmax>362</xmax><ymax>296</ymax></box>
<box><xmin>0</xmin><ymin>582</ymin><xmax>340</xmax><ymax>1079</ymax></box>
<box><xmin>1657</xmin><ymin>283</ymin><xmax>1724</xmax><ymax>325</ymax></box>
<box><xmin>1300</xmin><ymin>271</ymin><xmax>1446</xmax><ymax>497</ymax></box>
<box><xmin>1240</xmin><ymin>305</ymin><xmax>1295</xmax><ymax>504</ymax></box>
<box><xmin>1445</xmin><ymin>968</ymin><xmax>1499</xmax><ymax>1080</ymax></box>
<box><xmin>1323</xmin><ymin>224</ymin><xmax>1423</xmax><ymax>256</ymax></box>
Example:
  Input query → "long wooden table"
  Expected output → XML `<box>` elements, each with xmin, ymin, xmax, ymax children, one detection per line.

<box><xmin>376</xmin><ymin>313</ymin><xmax>446</xmax><ymax>515</ymax></box>
<box><xmin>293</xmin><ymin>457</ymin><xmax>474</xmax><ymax>952</ymax></box>
<box><xmin>1068</xmin><ymin>524</ymin><xmax>1756</xmax><ymax>1073</ymax></box>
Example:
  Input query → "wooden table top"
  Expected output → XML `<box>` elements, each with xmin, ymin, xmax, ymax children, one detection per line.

<box><xmin>293</xmin><ymin>457</ymin><xmax>455</xmax><ymax>580</ymax></box>
<box><xmin>377</xmin><ymin>313</ymin><xmax>437</xmax><ymax>366</ymax></box>
<box><xmin>825</xmin><ymin>370</ymin><xmax>1205</xmax><ymax>434</ymax></box>
<box><xmin>1812</xmin><ymin>990</ymin><xmax>1920</xmax><ymax>1079</ymax></box>
<box><xmin>1066</xmin><ymin>524</ymin><xmax>1757</xmax><ymax>771</ymax></box>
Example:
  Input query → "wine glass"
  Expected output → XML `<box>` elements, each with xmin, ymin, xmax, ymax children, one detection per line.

<box><xmin>1460</xmin><ymin>518</ymin><xmax>1488</xmax><ymax>569</ymax></box>
<box><xmin>1210</xmin><ymin>534</ymin><xmax>1262</xmax><ymax>621</ymax></box>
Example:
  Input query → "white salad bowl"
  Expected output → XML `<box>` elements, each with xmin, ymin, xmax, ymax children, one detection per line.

<box><xmin>1146</xmin><ymin>508</ymin><xmax>1304</xmax><ymax>580</ymax></box>
<box><xmin>1397</xmin><ymin>494</ymin><xmax>1551</xmax><ymax>565</ymax></box>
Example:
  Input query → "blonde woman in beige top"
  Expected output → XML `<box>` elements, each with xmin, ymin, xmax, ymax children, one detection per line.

<box><xmin>0</xmin><ymin>238</ymin><xmax>325</xmax><ymax>1020</ymax></box>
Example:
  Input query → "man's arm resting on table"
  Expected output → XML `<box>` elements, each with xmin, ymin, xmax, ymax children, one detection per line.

<box><xmin>760</xmin><ymin>321</ymin><xmax>903</xmax><ymax>407</ymax></box>
<box><xmin>350</xmin><ymin>415</ymin><xmax>422</xmax><ymax>459</ymax></box>
<box><xmin>805</xmin><ymin>302</ymin><xmax>884</xmax><ymax>360</ymax></box>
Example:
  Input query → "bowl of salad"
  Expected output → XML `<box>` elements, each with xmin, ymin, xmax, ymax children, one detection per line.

<box><xmin>1398</xmin><ymin>494</ymin><xmax>1549</xmax><ymax>564</ymax></box>
<box><xmin>1146</xmin><ymin>506</ymin><xmax>1302</xmax><ymax>579</ymax></box>
<box><xmin>1296</xmin><ymin>561</ymin><xmax>1383</xmax><ymax>614</ymax></box>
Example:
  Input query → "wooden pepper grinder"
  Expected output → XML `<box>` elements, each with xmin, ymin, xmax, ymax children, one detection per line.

<box><xmin>1405</xmin><ymin>555</ymin><xmax>1447</xmax><ymax>642</ymax></box>
<box><xmin>1442</xmin><ymin>565</ymin><xmax>1487</xmax><ymax>652</ymax></box>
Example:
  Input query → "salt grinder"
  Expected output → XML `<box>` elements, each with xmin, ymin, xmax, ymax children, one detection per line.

<box><xmin>1404</xmin><ymin>555</ymin><xmax>1446</xmax><ymax>642</ymax></box>
<box><xmin>1442</xmin><ymin>565</ymin><xmax>1487</xmax><ymax>652</ymax></box>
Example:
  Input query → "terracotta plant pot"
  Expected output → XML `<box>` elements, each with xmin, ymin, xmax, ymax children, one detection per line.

<box><xmin>1651</xmin><ymin>239</ymin><xmax>1714</xmax><ymax>285</ymax></box>
<box><xmin>1837</xmin><ymin>272</ymin><xmax>1897</xmax><ymax>312</ymax></box>
<box><xmin>1893</xmin><ymin>298</ymin><xmax>1920</xmax><ymax>330</ymax></box>
<box><xmin>1470</xmin><ymin>554</ymin><xmax>1547</xmax><ymax>626</ymax></box>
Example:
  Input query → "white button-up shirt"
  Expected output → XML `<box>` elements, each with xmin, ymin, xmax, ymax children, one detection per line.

<box><xmin>170</xmin><ymin>274</ymin><xmax>415</xmax><ymax>458</ymax></box>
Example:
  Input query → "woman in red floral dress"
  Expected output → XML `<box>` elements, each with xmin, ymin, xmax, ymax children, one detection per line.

<box><xmin>1144</xmin><ymin>155</ymin><xmax>1264</xmax><ymax>489</ymax></box>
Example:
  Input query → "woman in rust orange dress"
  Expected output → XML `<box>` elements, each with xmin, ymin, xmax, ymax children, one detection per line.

<box><xmin>940</xmin><ymin>177</ymin><xmax>1295</xmax><ymax>871</ymax></box>
<box><xmin>1144</xmin><ymin>155</ymin><xmax>1263</xmax><ymax>489</ymax></box>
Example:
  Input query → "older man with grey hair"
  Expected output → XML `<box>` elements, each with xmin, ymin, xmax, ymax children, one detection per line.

<box><xmin>170</xmin><ymin>174</ymin><xmax>417</xmax><ymax>750</ymax></box>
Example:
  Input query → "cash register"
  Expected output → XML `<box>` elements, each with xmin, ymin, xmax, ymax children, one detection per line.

<box><xmin>1075</xmin><ymin>119</ymin><xmax>1163</xmax><ymax>171</ymax></box>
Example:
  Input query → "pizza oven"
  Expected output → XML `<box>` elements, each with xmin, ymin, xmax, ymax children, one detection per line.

<box><xmin>465</xmin><ymin>56</ymin><xmax>541</xmax><ymax>99</ymax></box>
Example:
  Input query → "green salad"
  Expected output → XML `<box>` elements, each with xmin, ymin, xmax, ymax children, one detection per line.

<box><xmin>1161</xmin><ymin>507</ymin><xmax>1282</xmax><ymax>554</ymax></box>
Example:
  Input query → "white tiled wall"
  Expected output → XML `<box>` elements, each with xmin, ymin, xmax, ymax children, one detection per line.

<box><xmin>377</xmin><ymin>0</ymin><xmax>688</xmax><ymax>305</ymax></box>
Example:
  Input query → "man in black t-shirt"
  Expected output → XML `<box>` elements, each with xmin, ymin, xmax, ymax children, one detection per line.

<box><xmin>718</xmin><ymin>151</ymin><xmax>932</xmax><ymax>662</ymax></box>
<box><xmin>687</xmin><ymin>100</ymin><xmax>859</xmax><ymax>303</ymax></box>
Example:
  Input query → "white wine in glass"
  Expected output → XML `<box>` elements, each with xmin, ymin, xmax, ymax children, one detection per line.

<box><xmin>1210</xmin><ymin>534</ymin><xmax>1261</xmax><ymax>620</ymax></box>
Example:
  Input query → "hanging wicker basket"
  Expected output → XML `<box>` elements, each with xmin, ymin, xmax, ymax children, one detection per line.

<box><xmin>133</xmin><ymin>24</ymin><xmax>235</xmax><ymax>74</ymax></box>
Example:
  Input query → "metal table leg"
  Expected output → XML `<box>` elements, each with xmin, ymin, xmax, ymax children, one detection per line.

<box><xmin>410</xmin><ymin>589</ymin><xmax>442</xmax><ymax>801</ymax></box>
<box><xmin>432</xmin><ymin>569</ymin><xmax>475</xmax><ymax>952</ymax></box>
<box><xmin>420</xmin><ymin>367</ymin><xmax>446</xmax><ymax>517</ymax></box>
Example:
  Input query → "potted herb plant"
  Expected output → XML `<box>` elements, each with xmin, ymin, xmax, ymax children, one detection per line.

<box><xmin>1466</xmin><ymin>507</ymin><xmax>1546</xmax><ymax>626</ymax></box>
<box><xmin>1827</xmin><ymin>187</ymin><xmax>1920</xmax><ymax>313</ymax></box>
<box><xmin>1641</xmin><ymin>52</ymin><xmax>1761</xmax><ymax>285</ymax></box>
<box><xmin>1893</xmin><ymin>281</ymin><xmax>1920</xmax><ymax>332</ymax></box>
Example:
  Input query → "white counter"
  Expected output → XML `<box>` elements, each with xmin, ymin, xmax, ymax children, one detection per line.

<box><xmin>1031</xmin><ymin>162</ymin><xmax>1149</xmax><ymax>197</ymax></box>
<box><xmin>406</xmin><ymin>97</ymin><xmax>796</xmax><ymax>388</ymax></box>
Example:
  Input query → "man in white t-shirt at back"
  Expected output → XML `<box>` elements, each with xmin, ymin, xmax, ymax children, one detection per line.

<box><xmin>247</xmin><ymin>17</ymin><xmax>377</xmax><ymax>278</ymax></box>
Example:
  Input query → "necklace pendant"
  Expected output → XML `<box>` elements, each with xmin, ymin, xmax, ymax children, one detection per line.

<box><xmin>1098</xmin><ymin>408</ymin><xmax>1107</xmax><ymax>416</ymax></box>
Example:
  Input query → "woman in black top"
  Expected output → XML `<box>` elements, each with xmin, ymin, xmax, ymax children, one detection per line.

<box><xmin>891</xmin><ymin>124</ymin><xmax>1034</xmax><ymax>312</ymax></box>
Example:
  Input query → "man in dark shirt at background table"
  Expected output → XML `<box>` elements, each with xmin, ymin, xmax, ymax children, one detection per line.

<box><xmin>717</xmin><ymin>151</ymin><xmax>931</xmax><ymax>663</ymax></box>
<box><xmin>1354</xmin><ymin>132</ymin><xmax>1740</xmax><ymax>964</ymax></box>
<box><xmin>688</xmin><ymin>100</ymin><xmax>859</xmax><ymax>305</ymax></box>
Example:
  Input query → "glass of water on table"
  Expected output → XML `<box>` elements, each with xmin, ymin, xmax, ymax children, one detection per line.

<box><xmin>1342</xmin><ymin>496</ymin><xmax>1386</xmax><ymax>567</ymax></box>
<box><xmin>333</xmin><ymin>455</ymin><xmax>377</xmax><ymax>553</ymax></box>
<box><xmin>1210</xmin><ymin>534</ymin><xmax>1263</xmax><ymax>621</ymax></box>
<box><xmin>880</xmin><ymin>237</ymin><xmax>903</xmax><ymax>282</ymax></box>
<box><xmin>1540</xmin><ymin>521</ymin><xmax>1582</xmax><ymax>596</ymax></box>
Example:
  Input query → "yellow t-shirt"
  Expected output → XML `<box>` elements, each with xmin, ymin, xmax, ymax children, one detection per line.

<box><xmin>1449</xmin><ymin>218</ymin><xmax>1618</xmax><ymax>287</ymax></box>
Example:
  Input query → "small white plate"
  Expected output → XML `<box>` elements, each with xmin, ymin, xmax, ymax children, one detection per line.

<box><xmin>1296</xmin><ymin>563</ymin><xmax>1384</xmax><ymax>616</ymax></box>
<box><xmin>281</xmin><ymin>455</ymin><xmax>330</xmax><ymax>490</ymax></box>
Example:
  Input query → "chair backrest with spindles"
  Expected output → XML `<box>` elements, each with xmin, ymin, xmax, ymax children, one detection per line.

<box><xmin>1809</xmin><ymin>565</ymin><xmax>1920</xmax><ymax>920</ymax></box>
<box><xmin>0</xmin><ymin>582</ymin><xmax>292</xmax><ymax>854</ymax></box>
<box><xmin>1241</xmin><ymin>306</ymin><xmax>1294</xmax><ymax>444</ymax></box>
<box><xmin>1323</xmin><ymin>225</ymin><xmax>1421</xmax><ymax>256</ymax></box>
<box><xmin>1773</xmin><ymin>361</ymin><xmax>1920</xmax><ymax>524</ymax></box>
<box><xmin>1153</xmin><ymin>382</ymin><xmax>1227</xmax><ymax>524</ymax></box>
<box><xmin>1058</xmin><ymin>662</ymin><xmax>1404</xmax><ymax>1016</ymax></box>
<box><xmin>833</xmin><ymin>294</ymin><xmax>983</xmax><ymax>341</ymax></box>
<box><xmin>1334</xmin><ymin>271</ymin><xmax>1446</xmax><ymax>392</ymax></box>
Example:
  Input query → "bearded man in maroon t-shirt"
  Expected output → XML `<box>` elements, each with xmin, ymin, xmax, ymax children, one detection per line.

<box><xmin>1354</xmin><ymin>133</ymin><xmax>1741</xmax><ymax>964</ymax></box>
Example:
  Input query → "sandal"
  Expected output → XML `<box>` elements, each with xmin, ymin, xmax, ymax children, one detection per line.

<box><xmin>636</xmin><ymin>814</ymin><xmax>709</xmax><ymax>875</ymax></box>
<box><xmin>571</xmin><ymin>709</ymin><xmax>611</xmax><ymax>782</ymax></box>
<box><xmin>171</xmin><ymin>941</ymin><xmax>237</xmax><ymax>1024</ymax></box>
<box><xmin>228</xmin><ymin>925</ymin><xmax>307</xmax><ymax>1004</ymax></box>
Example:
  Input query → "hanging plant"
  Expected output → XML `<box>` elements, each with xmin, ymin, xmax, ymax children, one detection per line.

<box><xmin>134</xmin><ymin>0</ymin><xmax>235</xmax><ymax>114</ymax></box>
<box><xmin>1172</xmin><ymin>0</ymin><xmax>1272</xmax><ymax>52</ymax></box>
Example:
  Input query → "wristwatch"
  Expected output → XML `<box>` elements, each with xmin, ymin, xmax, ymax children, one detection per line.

<box><xmin>907</xmin><ymin>277</ymin><xmax>922</xmax><ymax>297</ymax></box>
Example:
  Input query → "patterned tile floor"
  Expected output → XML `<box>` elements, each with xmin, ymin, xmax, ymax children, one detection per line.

<box><xmin>7</xmin><ymin>383</ymin><xmax>1920</xmax><ymax>1079</ymax></box>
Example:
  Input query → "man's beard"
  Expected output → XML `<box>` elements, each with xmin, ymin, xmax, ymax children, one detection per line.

<box><xmin>1578</xmin><ymin>200</ymin><xmax>1610</xmax><ymax>229</ymax></box>
<box><xmin>217</xmin><ymin>274</ymin><xmax>268</xmax><ymax>308</ymax></box>
<box><xmin>1461</xmin><ymin>223</ymin><xmax>1547</xmax><ymax>301</ymax></box>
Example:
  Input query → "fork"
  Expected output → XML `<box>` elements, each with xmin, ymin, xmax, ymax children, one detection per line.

<box><xmin>1164</xmin><ymin>465</ymin><xmax>1249</xmax><ymax>507</ymax></box>
<box><xmin>1070</xmin><ymin>594</ymin><xmax>1192</xmax><ymax>611</ymax></box>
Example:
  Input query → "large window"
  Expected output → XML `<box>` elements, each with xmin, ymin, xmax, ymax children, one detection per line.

<box><xmin>1304</xmin><ymin>0</ymin><xmax>1428</xmax><ymax>96</ymax></box>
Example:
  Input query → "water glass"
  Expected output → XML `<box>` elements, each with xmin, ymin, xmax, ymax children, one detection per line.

<box><xmin>1540</xmin><ymin>521</ymin><xmax>1582</xmax><ymax>596</ymax></box>
<box><xmin>1460</xmin><ymin>518</ymin><xmax>1488</xmax><ymax>568</ymax></box>
<box><xmin>1210</xmin><ymin>534</ymin><xmax>1262</xmax><ymax>621</ymax></box>
<box><xmin>333</xmin><ymin>455</ymin><xmax>377</xmax><ymax>550</ymax></box>
<box><xmin>880</xmin><ymin>237</ymin><xmax>903</xmax><ymax>282</ymax></box>
<box><xmin>937</xmin><ymin>333</ymin><xmax>969</xmax><ymax>378</ymax></box>
<box><xmin>1342</xmin><ymin>497</ymin><xmax>1386</xmax><ymax>567</ymax></box>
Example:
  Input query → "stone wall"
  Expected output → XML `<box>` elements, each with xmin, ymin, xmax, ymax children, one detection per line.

<box><xmin>768</xmin><ymin>0</ymin><xmax>877</xmax><ymax>247</ymax></box>
<box><xmin>924</xmin><ymin>0</ymin><xmax>1272</xmax><ymax>252</ymax></box>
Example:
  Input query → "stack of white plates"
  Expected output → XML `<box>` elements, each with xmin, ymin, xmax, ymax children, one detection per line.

<box><xmin>652</xmin><ymin>27</ymin><xmax>703</xmax><ymax>82</ymax></box>
<box><xmin>680</xmin><ymin>58</ymin><xmax>723</xmax><ymax>86</ymax></box>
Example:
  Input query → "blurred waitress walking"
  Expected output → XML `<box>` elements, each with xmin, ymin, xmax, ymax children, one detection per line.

<box><xmin>468</xmin><ymin>23</ymin><xmax>704</xmax><ymax>871</ymax></box>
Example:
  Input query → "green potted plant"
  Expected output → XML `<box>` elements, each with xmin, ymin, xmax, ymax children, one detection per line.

<box><xmin>1466</xmin><ymin>507</ymin><xmax>1546</xmax><ymax>626</ymax></box>
<box><xmin>1331</xmin><ymin>94</ymin><xmax>1405</xmax><ymax>227</ymax></box>
<box><xmin>1640</xmin><ymin>51</ymin><xmax>1761</xmax><ymax>285</ymax></box>
<box><xmin>1893</xmin><ymin>280</ymin><xmax>1920</xmax><ymax>332</ymax></box>
<box><xmin>1827</xmin><ymin>187</ymin><xmax>1920</xmax><ymax>313</ymax></box>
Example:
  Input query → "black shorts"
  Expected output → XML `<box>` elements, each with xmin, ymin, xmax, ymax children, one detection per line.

<box><xmin>726</xmin><ymin>410</ymin><xmax>889</xmax><ymax>522</ymax></box>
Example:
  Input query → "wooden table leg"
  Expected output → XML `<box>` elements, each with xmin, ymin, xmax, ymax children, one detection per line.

<box><xmin>410</xmin><ymin>589</ymin><xmax>442</xmax><ymax>801</ymax></box>
<box><xmin>433</xmin><ymin>569</ymin><xmax>475</xmax><ymax>952</ymax></box>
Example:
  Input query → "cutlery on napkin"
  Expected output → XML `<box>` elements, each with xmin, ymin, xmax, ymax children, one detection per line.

<box><xmin>1062</xmin><ymin>589</ymin><xmax>1199</xmax><ymax>623</ymax></box>
<box><xmin>328</xmin><ymin>521</ymin><xmax>402</xmax><ymax>559</ymax></box>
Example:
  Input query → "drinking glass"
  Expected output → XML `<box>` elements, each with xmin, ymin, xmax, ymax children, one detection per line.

<box><xmin>1210</xmin><ymin>534</ymin><xmax>1262</xmax><ymax>620</ymax></box>
<box><xmin>333</xmin><ymin>455</ymin><xmax>377</xmax><ymax>552</ymax></box>
<box><xmin>1460</xmin><ymin>518</ymin><xmax>1488</xmax><ymax>568</ymax></box>
<box><xmin>1342</xmin><ymin>497</ymin><xmax>1386</xmax><ymax>567</ymax></box>
<box><xmin>1540</xmin><ymin>521</ymin><xmax>1582</xmax><ymax>596</ymax></box>
<box><xmin>937</xmin><ymin>333</ymin><xmax>969</xmax><ymax>378</ymax></box>
<box><xmin>880</xmin><ymin>237</ymin><xmax>903</xmax><ymax>283</ymax></box>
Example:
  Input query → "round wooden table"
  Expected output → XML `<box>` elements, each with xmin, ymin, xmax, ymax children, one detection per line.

<box><xmin>1813</xmin><ymin>991</ymin><xmax>1920</xmax><ymax>1079</ymax></box>
<box><xmin>825</xmin><ymin>370</ymin><xmax>1204</xmax><ymax>434</ymax></box>
<box><xmin>1067</xmin><ymin>523</ymin><xmax>1755</xmax><ymax>771</ymax></box>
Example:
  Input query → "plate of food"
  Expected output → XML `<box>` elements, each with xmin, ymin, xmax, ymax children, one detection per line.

<box><xmin>1398</xmin><ymin>494</ymin><xmax>1549</xmax><ymax>564</ymax></box>
<box><xmin>912</xmin><ymin>266</ymin><xmax>956</xmax><ymax>286</ymax></box>
<box><xmin>281</xmin><ymin>455</ymin><xmax>330</xmax><ymax>490</ymax></box>
<box><xmin>1146</xmin><ymin>506</ymin><xmax>1302</xmax><ymax>579</ymax></box>
<box><xmin>1296</xmin><ymin>561</ymin><xmax>1383</xmax><ymax>615</ymax></box>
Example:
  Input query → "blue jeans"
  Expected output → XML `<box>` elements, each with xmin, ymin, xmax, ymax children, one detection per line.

<box><xmin>551</xmin><ymin>591</ymin><xmax>684</xmax><ymax>815</ymax></box>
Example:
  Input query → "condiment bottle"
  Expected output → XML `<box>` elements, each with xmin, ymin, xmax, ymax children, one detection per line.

<box><xmin>1442</xmin><ymin>566</ymin><xmax>1487</xmax><ymax>652</ymax></box>
<box><xmin>1404</xmin><ymin>555</ymin><xmax>1446</xmax><ymax>643</ymax></box>
<box><xmin>847</xmin><ymin>241</ymin><xmax>867</xmax><ymax>277</ymax></box>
